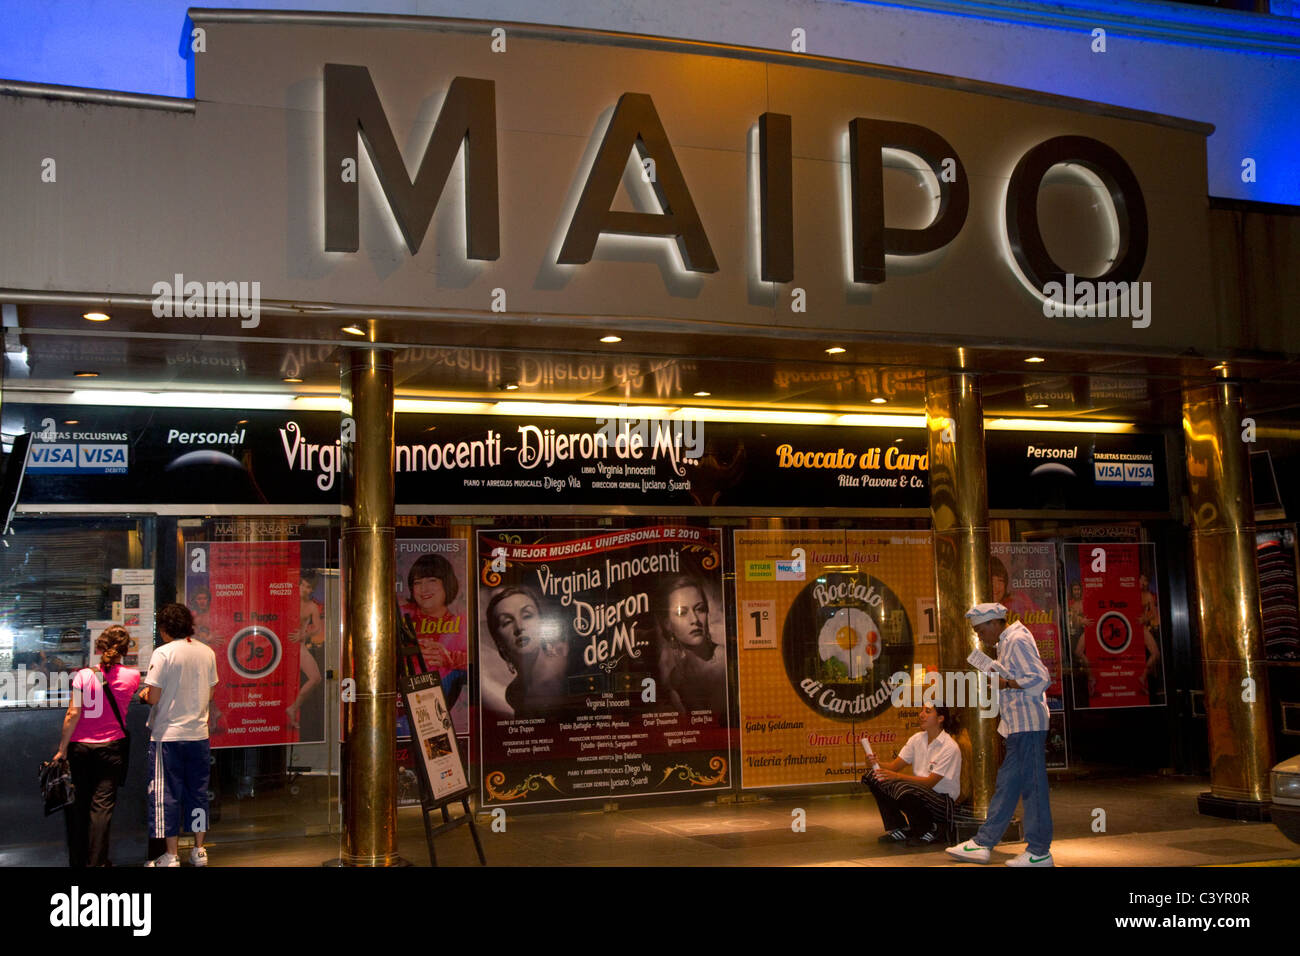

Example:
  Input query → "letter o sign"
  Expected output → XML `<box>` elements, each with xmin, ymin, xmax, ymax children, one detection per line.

<box><xmin>1005</xmin><ymin>135</ymin><xmax>1148</xmax><ymax>289</ymax></box>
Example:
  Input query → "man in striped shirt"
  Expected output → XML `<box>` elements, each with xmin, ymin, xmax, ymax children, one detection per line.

<box><xmin>946</xmin><ymin>602</ymin><xmax>1054</xmax><ymax>867</ymax></box>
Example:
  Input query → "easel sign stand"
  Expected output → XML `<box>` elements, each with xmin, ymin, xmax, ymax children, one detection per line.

<box><xmin>398</xmin><ymin>667</ymin><xmax>486</xmax><ymax>867</ymax></box>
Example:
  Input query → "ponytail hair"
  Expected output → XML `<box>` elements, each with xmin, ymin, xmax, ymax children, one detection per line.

<box><xmin>96</xmin><ymin>625</ymin><xmax>132</xmax><ymax>670</ymax></box>
<box><xmin>933</xmin><ymin>703</ymin><xmax>961</xmax><ymax>737</ymax></box>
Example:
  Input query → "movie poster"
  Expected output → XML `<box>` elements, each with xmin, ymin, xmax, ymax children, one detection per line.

<box><xmin>991</xmin><ymin>542</ymin><xmax>1068</xmax><ymax>768</ymax></box>
<box><xmin>1065</xmin><ymin>542</ymin><xmax>1165</xmax><ymax>709</ymax></box>
<box><xmin>476</xmin><ymin>526</ymin><xmax>728</xmax><ymax>806</ymax></box>
<box><xmin>396</xmin><ymin>539</ymin><xmax>470</xmax><ymax>737</ymax></box>
<box><xmin>735</xmin><ymin>530</ymin><xmax>938</xmax><ymax>789</ymax></box>
<box><xmin>184</xmin><ymin>539</ymin><xmax>328</xmax><ymax>747</ymax></box>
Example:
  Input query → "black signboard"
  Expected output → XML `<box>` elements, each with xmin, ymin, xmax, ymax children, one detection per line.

<box><xmin>6</xmin><ymin>403</ymin><xmax>1167</xmax><ymax>513</ymax></box>
<box><xmin>984</xmin><ymin>431</ymin><xmax>1170</xmax><ymax>513</ymax></box>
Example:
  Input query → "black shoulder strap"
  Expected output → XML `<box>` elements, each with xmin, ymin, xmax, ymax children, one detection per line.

<box><xmin>97</xmin><ymin>667</ymin><xmax>128</xmax><ymax>735</ymax></box>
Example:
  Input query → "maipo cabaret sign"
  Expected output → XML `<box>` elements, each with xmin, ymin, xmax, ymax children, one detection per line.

<box><xmin>324</xmin><ymin>65</ymin><xmax>1148</xmax><ymax>301</ymax></box>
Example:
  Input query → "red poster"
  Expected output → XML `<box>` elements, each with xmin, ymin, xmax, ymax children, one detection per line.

<box><xmin>1075</xmin><ymin>543</ymin><xmax>1148</xmax><ymax>708</ymax></box>
<box><xmin>188</xmin><ymin>541</ymin><xmax>309</xmax><ymax>747</ymax></box>
<box><xmin>991</xmin><ymin>543</ymin><xmax>1064</xmax><ymax>704</ymax></box>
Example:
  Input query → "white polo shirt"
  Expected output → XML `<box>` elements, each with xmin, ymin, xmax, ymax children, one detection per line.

<box><xmin>898</xmin><ymin>729</ymin><xmax>962</xmax><ymax>799</ymax></box>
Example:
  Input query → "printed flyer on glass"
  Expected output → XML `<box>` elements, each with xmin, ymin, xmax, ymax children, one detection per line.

<box><xmin>183</xmin><ymin>538</ymin><xmax>328</xmax><ymax>747</ymax></box>
<box><xmin>396</xmin><ymin>538</ymin><xmax>470</xmax><ymax>737</ymax></box>
<box><xmin>1065</xmin><ymin>542</ymin><xmax>1165</xmax><ymax>709</ymax></box>
<box><xmin>991</xmin><ymin>542</ymin><xmax>1069</xmax><ymax>767</ymax></box>
<box><xmin>476</xmin><ymin>525</ymin><xmax>729</xmax><ymax>806</ymax></box>
<box><xmin>735</xmin><ymin>530</ymin><xmax>937</xmax><ymax>789</ymax></box>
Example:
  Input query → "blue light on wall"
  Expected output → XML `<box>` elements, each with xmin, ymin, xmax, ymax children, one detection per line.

<box><xmin>0</xmin><ymin>0</ymin><xmax>1296</xmax><ymax>205</ymax></box>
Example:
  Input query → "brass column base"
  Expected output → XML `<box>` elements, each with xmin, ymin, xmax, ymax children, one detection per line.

<box><xmin>1196</xmin><ymin>792</ymin><xmax>1271</xmax><ymax>822</ymax></box>
<box><xmin>323</xmin><ymin>854</ymin><xmax>413</xmax><ymax>867</ymax></box>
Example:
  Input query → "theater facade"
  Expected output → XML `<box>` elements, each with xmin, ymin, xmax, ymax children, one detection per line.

<box><xmin>1</xmin><ymin>9</ymin><xmax>1297</xmax><ymax>865</ymax></box>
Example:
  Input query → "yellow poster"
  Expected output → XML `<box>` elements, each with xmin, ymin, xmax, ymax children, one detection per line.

<box><xmin>735</xmin><ymin>530</ymin><xmax>937</xmax><ymax>788</ymax></box>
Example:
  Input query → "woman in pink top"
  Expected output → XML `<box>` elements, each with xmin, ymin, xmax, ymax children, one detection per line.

<box><xmin>53</xmin><ymin>625</ymin><xmax>141</xmax><ymax>867</ymax></box>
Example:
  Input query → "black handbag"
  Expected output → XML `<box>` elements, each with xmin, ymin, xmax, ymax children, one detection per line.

<box><xmin>98</xmin><ymin>667</ymin><xmax>131</xmax><ymax>776</ymax></box>
<box><xmin>39</xmin><ymin>757</ymin><xmax>75</xmax><ymax>816</ymax></box>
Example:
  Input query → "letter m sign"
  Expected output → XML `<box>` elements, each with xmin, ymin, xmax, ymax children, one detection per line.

<box><xmin>323</xmin><ymin>64</ymin><xmax>499</xmax><ymax>259</ymax></box>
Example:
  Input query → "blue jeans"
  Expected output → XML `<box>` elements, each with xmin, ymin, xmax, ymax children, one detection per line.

<box><xmin>974</xmin><ymin>730</ymin><xmax>1052</xmax><ymax>855</ymax></box>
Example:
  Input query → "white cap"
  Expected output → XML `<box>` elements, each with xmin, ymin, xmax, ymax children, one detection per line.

<box><xmin>965</xmin><ymin>603</ymin><xmax>1008</xmax><ymax>626</ymax></box>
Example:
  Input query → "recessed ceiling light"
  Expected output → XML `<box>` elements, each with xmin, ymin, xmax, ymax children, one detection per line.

<box><xmin>283</xmin><ymin>377</ymin><xmax>304</xmax><ymax>383</ymax></box>
<box><xmin>825</xmin><ymin>346</ymin><xmax>846</xmax><ymax>355</ymax></box>
<box><xmin>501</xmin><ymin>382</ymin><xmax>519</xmax><ymax>391</ymax></box>
<box><xmin>599</xmin><ymin>335</ymin><xmax>622</xmax><ymax>343</ymax></box>
<box><xmin>63</xmin><ymin>420</ymin><xmax>79</xmax><ymax>425</ymax></box>
<box><xmin>1033</xmin><ymin>403</ymin><xmax>1050</xmax><ymax>409</ymax></box>
<box><xmin>73</xmin><ymin>371</ymin><xmax>98</xmax><ymax>377</ymax></box>
<box><xmin>236</xmin><ymin>420</ymin><xmax>248</xmax><ymax>425</ymax></box>
<box><xmin>83</xmin><ymin>312</ymin><xmax>110</xmax><ymax>322</ymax></box>
<box><xmin>1024</xmin><ymin>356</ymin><xmax>1046</xmax><ymax>363</ymax></box>
<box><xmin>341</xmin><ymin>325</ymin><xmax>366</xmax><ymax>336</ymax></box>
<box><xmin>870</xmin><ymin>397</ymin><xmax>887</xmax><ymax>404</ymax></box>
<box><xmin>693</xmin><ymin>391</ymin><xmax>711</xmax><ymax>397</ymax></box>
<box><xmin>894</xmin><ymin>438</ymin><xmax>904</xmax><ymax>443</ymax></box>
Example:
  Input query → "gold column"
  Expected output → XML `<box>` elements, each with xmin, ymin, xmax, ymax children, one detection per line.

<box><xmin>926</xmin><ymin>372</ymin><xmax>995</xmax><ymax>815</ymax></box>
<box><xmin>1182</xmin><ymin>373</ymin><xmax>1273</xmax><ymax>808</ymax></box>
<box><xmin>341</xmin><ymin>348</ymin><xmax>400</xmax><ymax>865</ymax></box>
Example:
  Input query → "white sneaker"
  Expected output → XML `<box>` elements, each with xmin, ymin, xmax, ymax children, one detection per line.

<box><xmin>945</xmin><ymin>839</ymin><xmax>991</xmax><ymax>863</ymax></box>
<box><xmin>189</xmin><ymin>846</ymin><xmax>208</xmax><ymax>867</ymax></box>
<box><xmin>1006</xmin><ymin>849</ymin><xmax>1054</xmax><ymax>867</ymax></box>
<box><xmin>145</xmin><ymin>852</ymin><xmax>179</xmax><ymax>868</ymax></box>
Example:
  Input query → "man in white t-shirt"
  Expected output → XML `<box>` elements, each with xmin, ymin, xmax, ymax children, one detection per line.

<box><xmin>139</xmin><ymin>603</ymin><xmax>219</xmax><ymax>868</ymax></box>
<box><xmin>863</xmin><ymin>704</ymin><xmax>962</xmax><ymax>847</ymax></box>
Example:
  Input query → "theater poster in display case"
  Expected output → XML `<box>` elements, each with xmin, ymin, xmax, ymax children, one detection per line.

<box><xmin>735</xmin><ymin>530</ymin><xmax>937</xmax><ymax>789</ymax></box>
<box><xmin>476</xmin><ymin>526</ymin><xmax>728</xmax><ymax>806</ymax></box>
<box><xmin>396</xmin><ymin>539</ymin><xmax>470</xmax><ymax>737</ymax></box>
<box><xmin>1064</xmin><ymin>542</ymin><xmax>1166</xmax><ymax>709</ymax></box>
<box><xmin>182</xmin><ymin>537</ymin><xmax>328</xmax><ymax>747</ymax></box>
<box><xmin>991</xmin><ymin>542</ymin><xmax>1068</xmax><ymax>768</ymax></box>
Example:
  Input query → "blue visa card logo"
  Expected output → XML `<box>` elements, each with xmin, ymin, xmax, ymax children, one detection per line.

<box><xmin>27</xmin><ymin>442</ymin><xmax>128</xmax><ymax>474</ymax></box>
<box><xmin>27</xmin><ymin>444</ymin><xmax>77</xmax><ymax>471</ymax></box>
<box><xmin>1094</xmin><ymin>459</ymin><xmax>1153</xmax><ymax>487</ymax></box>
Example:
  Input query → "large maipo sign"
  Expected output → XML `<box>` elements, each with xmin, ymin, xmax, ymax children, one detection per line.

<box><xmin>0</xmin><ymin>16</ymin><xmax>1215</xmax><ymax>352</ymax></box>
<box><xmin>323</xmin><ymin>65</ymin><xmax>1148</xmax><ymax>306</ymax></box>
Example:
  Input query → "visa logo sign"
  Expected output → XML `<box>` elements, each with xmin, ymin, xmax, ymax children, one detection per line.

<box><xmin>1123</xmin><ymin>463</ymin><xmax>1153</xmax><ymax>485</ymax></box>
<box><xmin>79</xmin><ymin>445</ymin><xmax>128</xmax><ymax>471</ymax></box>
<box><xmin>27</xmin><ymin>443</ymin><xmax>79</xmax><ymax>473</ymax></box>
<box><xmin>1094</xmin><ymin>461</ymin><xmax>1154</xmax><ymax>487</ymax></box>
<box><xmin>26</xmin><ymin>443</ymin><xmax>128</xmax><ymax>474</ymax></box>
<box><xmin>27</xmin><ymin>444</ymin><xmax>77</xmax><ymax>469</ymax></box>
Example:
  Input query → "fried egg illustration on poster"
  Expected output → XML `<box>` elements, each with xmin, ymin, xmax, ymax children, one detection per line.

<box><xmin>783</xmin><ymin>571</ymin><xmax>912</xmax><ymax>722</ymax></box>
